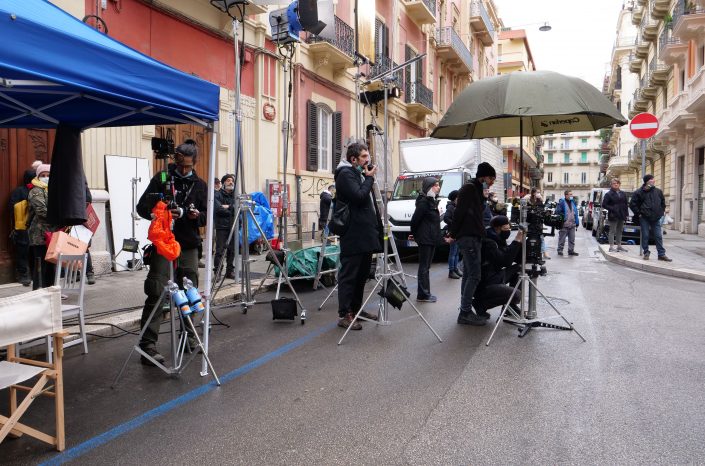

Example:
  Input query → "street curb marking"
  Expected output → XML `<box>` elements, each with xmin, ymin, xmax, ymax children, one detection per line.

<box><xmin>598</xmin><ymin>245</ymin><xmax>705</xmax><ymax>282</ymax></box>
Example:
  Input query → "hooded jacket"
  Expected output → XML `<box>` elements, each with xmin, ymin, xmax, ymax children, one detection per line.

<box><xmin>333</xmin><ymin>159</ymin><xmax>383</xmax><ymax>257</ymax></box>
<box><xmin>214</xmin><ymin>187</ymin><xmax>236</xmax><ymax>230</ymax></box>
<box><xmin>410</xmin><ymin>193</ymin><xmax>442</xmax><ymax>246</ymax></box>
<box><xmin>137</xmin><ymin>164</ymin><xmax>208</xmax><ymax>250</ymax></box>
<box><xmin>629</xmin><ymin>184</ymin><xmax>665</xmax><ymax>221</ymax></box>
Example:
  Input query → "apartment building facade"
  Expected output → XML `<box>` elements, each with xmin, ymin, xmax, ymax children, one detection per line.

<box><xmin>542</xmin><ymin>131</ymin><xmax>603</xmax><ymax>204</ymax></box>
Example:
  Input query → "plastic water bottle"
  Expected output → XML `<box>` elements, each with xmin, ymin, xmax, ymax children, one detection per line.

<box><xmin>168</xmin><ymin>280</ymin><xmax>191</xmax><ymax>316</ymax></box>
<box><xmin>183</xmin><ymin>277</ymin><xmax>205</xmax><ymax>314</ymax></box>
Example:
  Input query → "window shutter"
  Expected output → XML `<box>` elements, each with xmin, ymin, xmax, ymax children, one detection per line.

<box><xmin>332</xmin><ymin>111</ymin><xmax>343</xmax><ymax>170</ymax></box>
<box><xmin>383</xmin><ymin>24</ymin><xmax>389</xmax><ymax>58</ymax></box>
<box><xmin>375</xmin><ymin>19</ymin><xmax>381</xmax><ymax>60</ymax></box>
<box><xmin>405</xmin><ymin>45</ymin><xmax>412</xmax><ymax>89</ymax></box>
<box><xmin>307</xmin><ymin>100</ymin><xmax>318</xmax><ymax>171</ymax></box>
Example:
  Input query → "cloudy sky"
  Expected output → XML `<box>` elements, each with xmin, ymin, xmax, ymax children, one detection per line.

<box><xmin>494</xmin><ymin>0</ymin><xmax>625</xmax><ymax>89</ymax></box>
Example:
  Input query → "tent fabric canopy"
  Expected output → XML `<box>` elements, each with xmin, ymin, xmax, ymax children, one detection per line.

<box><xmin>0</xmin><ymin>0</ymin><xmax>220</xmax><ymax>129</ymax></box>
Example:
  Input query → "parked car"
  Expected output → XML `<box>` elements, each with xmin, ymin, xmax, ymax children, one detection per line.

<box><xmin>583</xmin><ymin>188</ymin><xmax>609</xmax><ymax>230</ymax></box>
<box><xmin>592</xmin><ymin>192</ymin><xmax>644</xmax><ymax>245</ymax></box>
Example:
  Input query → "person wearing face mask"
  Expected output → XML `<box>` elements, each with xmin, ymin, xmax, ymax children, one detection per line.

<box><xmin>447</xmin><ymin>162</ymin><xmax>497</xmax><ymax>326</ymax></box>
<box><xmin>630</xmin><ymin>174</ymin><xmax>670</xmax><ymax>261</ymax></box>
<box><xmin>410</xmin><ymin>177</ymin><xmax>442</xmax><ymax>302</ymax></box>
<box><xmin>473</xmin><ymin>215</ymin><xmax>524</xmax><ymax>318</ymax></box>
<box><xmin>214</xmin><ymin>174</ymin><xmax>236</xmax><ymax>279</ymax></box>
<box><xmin>28</xmin><ymin>163</ymin><xmax>56</xmax><ymax>290</ymax></box>
<box><xmin>136</xmin><ymin>139</ymin><xmax>208</xmax><ymax>365</ymax></box>
<box><xmin>555</xmin><ymin>190</ymin><xmax>580</xmax><ymax>257</ymax></box>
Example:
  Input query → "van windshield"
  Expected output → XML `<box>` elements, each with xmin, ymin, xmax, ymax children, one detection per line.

<box><xmin>392</xmin><ymin>173</ymin><xmax>462</xmax><ymax>200</ymax></box>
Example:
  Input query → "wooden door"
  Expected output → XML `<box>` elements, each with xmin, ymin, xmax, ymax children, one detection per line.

<box><xmin>0</xmin><ymin>128</ymin><xmax>55</xmax><ymax>284</ymax></box>
<box><xmin>153</xmin><ymin>124</ymin><xmax>211</xmax><ymax>181</ymax></box>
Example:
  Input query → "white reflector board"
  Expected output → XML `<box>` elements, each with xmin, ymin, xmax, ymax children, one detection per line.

<box><xmin>105</xmin><ymin>155</ymin><xmax>151</xmax><ymax>271</ymax></box>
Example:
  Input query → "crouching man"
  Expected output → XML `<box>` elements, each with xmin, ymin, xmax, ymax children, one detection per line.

<box><xmin>473</xmin><ymin>215</ymin><xmax>524</xmax><ymax>319</ymax></box>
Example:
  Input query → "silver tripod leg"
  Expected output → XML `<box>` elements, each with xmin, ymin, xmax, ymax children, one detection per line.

<box><xmin>179</xmin><ymin>314</ymin><xmax>221</xmax><ymax>385</ymax></box>
<box><xmin>486</xmin><ymin>276</ymin><xmax>523</xmax><ymax>346</ymax></box>
<box><xmin>318</xmin><ymin>283</ymin><xmax>338</xmax><ymax>311</ymax></box>
<box><xmin>527</xmin><ymin>278</ymin><xmax>586</xmax><ymax>342</ymax></box>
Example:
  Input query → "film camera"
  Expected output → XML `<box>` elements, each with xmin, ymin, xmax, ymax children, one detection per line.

<box><xmin>151</xmin><ymin>137</ymin><xmax>175</xmax><ymax>160</ymax></box>
<box><xmin>523</xmin><ymin>204</ymin><xmax>564</xmax><ymax>265</ymax></box>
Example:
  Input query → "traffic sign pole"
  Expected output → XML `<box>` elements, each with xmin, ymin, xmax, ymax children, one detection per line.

<box><xmin>629</xmin><ymin>112</ymin><xmax>659</xmax><ymax>180</ymax></box>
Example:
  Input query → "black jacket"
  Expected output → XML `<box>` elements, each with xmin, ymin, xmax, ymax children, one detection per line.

<box><xmin>319</xmin><ymin>190</ymin><xmax>333</xmax><ymax>226</ymax></box>
<box><xmin>480</xmin><ymin>228</ymin><xmax>521</xmax><ymax>288</ymax></box>
<box><xmin>410</xmin><ymin>194</ymin><xmax>442</xmax><ymax>246</ymax></box>
<box><xmin>214</xmin><ymin>188</ymin><xmax>236</xmax><ymax>230</ymax></box>
<box><xmin>449</xmin><ymin>179</ymin><xmax>486</xmax><ymax>239</ymax></box>
<box><xmin>602</xmin><ymin>189</ymin><xmax>628</xmax><ymax>221</ymax></box>
<box><xmin>137</xmin><ymin>164</ymin><xmax>208</xmax><ymax>250</ymax></box>
<box><xmin>333</xmin><ymin>161</ymin><xmax>383</xmax><ymax>257</ymax></box>
<box><xmin>629</xmin><ymin>185</ymin><xmax>665</xmax><ymax>222</ymax></box>
<box><xmin>443</xmin><ymin>201</ymin><xmax>456</xmax><ymax>229</ymax></box>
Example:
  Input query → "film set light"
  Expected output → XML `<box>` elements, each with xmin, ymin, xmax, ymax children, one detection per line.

<box><xmin>269</xmin><ymin>0</ymin><xmax>326</xmax><ymax>44</ymax></box>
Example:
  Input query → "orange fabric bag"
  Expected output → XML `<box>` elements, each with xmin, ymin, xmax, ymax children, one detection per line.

<box><xmin>148</xmin><ymin>201</ymin><xmax>181</xmax><ymax>261</ymax></box>
<box><xmin>45</xmin><ymin>230</ymin><xmax>88</xmax><ymax>264</ymax></box>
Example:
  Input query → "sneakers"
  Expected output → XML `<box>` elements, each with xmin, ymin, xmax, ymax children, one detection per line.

<box><xmin>568</xmin><ymin>251</ymin><xmax>579</xmax><ymax>256</ymax></box>
<box><xmin>417</xmin><ymin>295</ymin><xmax>438</xmax><ymax>303</ymax></box>
<box><xmin>608</xmin><ymin>246</ymin><xmax>617</xmax><ymax>252</ymax></box>
<box><xmin>358</xmin><ymin>310</ymin><xmax>379</xmax><ymax>321</ymax></box>
<box><xmin>457</xmin><ymin>311</ymin><xmax>487</xmax><ymax>326</ymax></box>
<box><xmin>140</xmin><ymin>347</ymin><xmax>165</xmax><ymax>366</ymax></box>
<box><xmin>19</xmin><ymin>275</ymin><xmax>31</xmax><ymax>287</ymax></box>
<box><xmin>338</xmin><ymin>313</ymin><xmax>362</xmax><ymax>330</ymax></box>
<box><xmin>225</xmin><ymin>271</ymin><xmax>236</xmax><ymax>280</ymax></box>
<box><xmin>454</xmin><ymin>268</ymin><xmax>463</xmax><ymax>277</ymax></box>
<box><xmin>448</xmin><ymin>270</ymin><xmax>461</xmax><ymax>279</ymax></box>
<box><xmin>617</xmin><ymin>246</ymin><xmax>628</xmax><ymax>252</ymax></box>
<box><xmin>658</xmin><ymin>255</ymin><xmax>673</xmax><ymax>262</ymax></box>
<box><xmin>643</xmin><ymin>251</ymin><xmax>650</xmax><ymax>260</ymax></box>
<box><xmin>557</xmin><ymin>251</ymin><xmax>564</xmax><ymax>256</ymax></box>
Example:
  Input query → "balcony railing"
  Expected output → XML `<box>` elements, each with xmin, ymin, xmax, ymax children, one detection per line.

<box><xmin>305</xmin><ymin>15</ymin><xmax>355</xmax><ymax>58</ymax></box>
<box><xmin>471</xmin><ymin>0</ymin><xmax>494</xmax><ymax>34</ymax></box>
<box><xmin>405</xmin><ymin>79</ymin><xmax>433</xmax><ymax>111</ymax></box>
<box><xmin>369</xmin><ymin>55</ymin><xmax>403</xmax><ymax>85</ymax></box>
<box><xmin>470</xmin><ymin>0</ymin><xmax>494</xmax><ymax>45</ymax></box>
<box><xmin>435</xmin><ymin>27</ymin><xmax>473</xmax><ymax>73</ymax></box>
<box><xmin>673</xmin><ymin>0</ymin><xmax>705</xmax><ymax>38</ymax></box>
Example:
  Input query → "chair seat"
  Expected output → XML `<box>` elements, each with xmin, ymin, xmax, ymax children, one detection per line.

<box><xmin>61</xmin><ymin>304</ymin><xmax>80</xmax><ymax>315</ymax></box>
<box><xmin>0</xmin><ymin>361</ymin><xmax>45</xmax><ymax>390</ymax></box>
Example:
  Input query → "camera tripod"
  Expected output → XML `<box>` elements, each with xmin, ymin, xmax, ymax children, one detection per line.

<box><xmin>338</xmin><ymin>57</ymin><xmax>441</xmax><ymax>345</ymax></box>
<box><xmin>485</xmin><ymin>208</ymin><xmax>586</xmax><ymax>346</ymax></box>
<box><xmin>112</xmin><ymin>261</ymin><xmax>221</xmax><ymax>387</ymax></box>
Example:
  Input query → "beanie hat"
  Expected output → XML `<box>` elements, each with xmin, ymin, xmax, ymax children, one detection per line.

<box><xmin>643</xmin><ymin>174</ymin><xmax>654</xmax><ymax>184</ymax></box>
<box><xmin>448</xmin><ymin>190</ymin><xmax>459</xmax><ymax>202</ymax></box>
<box><xmin>489</xmin><ymin>215</ymin><xmax>510</xmax><ymax>228</ymax></box>
<box><xmin>422</xmin><ymin>177</ymin><xmax>438</xmax><ymax>193</ymax></box>
<box><xmin>221</xmin><ymin>174</ymin><xmax>235</xmax><ymax>184</ymax></box>
<box><xmin>36</xmin><ymin>163</ymin><xmax>51</xmax><ymax>177</ymax></box>
<box><xmin>31</xmin><ymin>160</ymin><xmax>43</xmax><ymax>170</ymax></box>
<box><xmin>476</xmin><ymin>162</ymin><xmax>496</xmax><ymax>179</ymax></box>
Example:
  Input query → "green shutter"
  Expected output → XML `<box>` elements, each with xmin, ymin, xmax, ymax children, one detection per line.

<box><xmin>333</xmin><ymin>111</ymin><xmax>343</xmax><ymax>171</ymax></box>
<box><xmin>307</xmin><ymin>100</ymin><xmax>318</xmax><ymax>171</ymax></box>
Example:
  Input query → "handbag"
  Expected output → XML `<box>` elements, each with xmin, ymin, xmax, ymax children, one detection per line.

<box><xmin>44</xmin><ymin>228</ymin><xmax>89</xmax><ymax>264</ymax></box>
<box><xmin>328</xmin><ymin>197</ymin><xmax>350</xmax><ymax>236</ymax></box>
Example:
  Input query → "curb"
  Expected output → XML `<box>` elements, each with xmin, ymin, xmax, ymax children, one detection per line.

<box><xmin>598</xmin><ymin>244</ymin><xmax>705</xmax><ymax>282</ymax></box>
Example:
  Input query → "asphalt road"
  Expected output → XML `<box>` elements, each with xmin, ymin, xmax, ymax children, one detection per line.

<box><xmin>3</xmin><ymin>228</ymin><xmax>705</xmax><ymax>465</ymax></box>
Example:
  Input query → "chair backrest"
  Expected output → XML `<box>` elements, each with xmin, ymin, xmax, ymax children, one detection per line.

<box><xmin>0</xmin><ymin>286</ymin><xmax>62</xmax><ymax>347</ymax></box>
<box><xmin>54</xmin><ymin>253</ymin><xmax>87</xmax><ymax>307</ymax></box>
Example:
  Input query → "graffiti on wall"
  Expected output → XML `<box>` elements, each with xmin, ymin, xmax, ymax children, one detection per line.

<box><xmin>301</xmin><ymin>175</ymin><xmax>333</xmax><ymax>199</ymax></box>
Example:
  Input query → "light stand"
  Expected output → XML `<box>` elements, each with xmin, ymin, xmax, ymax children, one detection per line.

<box><xmin>114</xmin><ymin>168</ymin><xmax>144</xmax><ymax>271</ymax></box>
<box><xmin>338</xmin><ymin>56</ymin><xmax>442</xmax><ymax>345</ymax></box>
<box><xmin>485</xmin><ymin>204</ymin><xmax>586</xmax><ymax>346</ymax></box>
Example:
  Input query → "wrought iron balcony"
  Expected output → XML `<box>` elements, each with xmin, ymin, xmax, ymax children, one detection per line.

<box><xmin>673</xmin><ymin>0</ymin><xmax>705</xmax><ymax>39</ymax></box>
<box><xmin>648</xmin><ymin>57</ymin><xmax>670</xmax><ymax>85</ymax></box>
<box><xmin>305</xmin><ymin>16</ymin><xmax>355</xmax><ymax>69</ymax></box>
<box><xmin>629</xmin><ymin>52</ymin><xmax>643</xmax><ymax>73</ymax></box>
<box><xmin>405</xmin><ymin>79</ymin><xmax>433</xmax><ymax>115</ymax></box>
<box><xmin>470</xmin><ymin>0</ymin><xmax>494</xmax><ymax>46</ymax></box>
<box><xmin>659</xmin><ymin>25</ymin><xmax>688</xmax><ymax>65</ymax></box>
<box><xmin>403</xmin><ymin>0</ymin><xmax>437</xmax><ymax>25</ymax></box>
<box><xmin>641</xmin><ymin>4</ymin><xmax>660</xmax><ymax>41</ymax></box>
<box><xmin>634</xmin><ymin>34</ymin><xmax>650</xmax><ymax>58</ymax></box>
<box><xmin>435</xmin><ymin>27</ymin><xmax>473</xmax><ymax>74</ymax></box>
<box><xmin>651</xmin><ymin>0</ymin><xmax>669</xmax><ymax>18</ymax></box>
<box><xmin>632</xmin><ymin>1</ymin><xmax>645</xmax><ymax>25</ymax></box>
<box><xmin>368</xmin><ymin>56</ymin><xmax>404</xmax><ymax>85</ymax></box>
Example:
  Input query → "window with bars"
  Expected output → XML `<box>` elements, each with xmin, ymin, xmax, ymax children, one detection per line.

<box><xmin>563</xmin><ymin>172</ymin><xmax>569</xmax><ymax>184</ymax></box>
<box><xmin>307</xmin><ymin>100</ymin><xmax>342</xmax><ymax>173</ymax></box>
<box><xmin>548</xmin><ymin>172</ymin><xmax>553</xmax><ymax>182</ymax></box>
<box><xmin>581</xmin><ymin>172</ymin><xmax>587</xmax><ymax>184</ymax></box>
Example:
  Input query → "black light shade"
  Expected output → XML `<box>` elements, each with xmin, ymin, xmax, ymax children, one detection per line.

<box><xmin>539</xmin><ymin>22</ymin><xmax>552</xmax><ymax>32</ymax></box>
<box><xmin>209</xmin><ymin>0</ymin><xmax>249</xmax><ymax>13</ymax></box>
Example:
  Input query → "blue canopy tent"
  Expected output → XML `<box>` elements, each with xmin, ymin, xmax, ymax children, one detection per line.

<box><xmin>0</xmin><ymin>0</ymin><xmax>221</xmax><ymax>374</ymax></box>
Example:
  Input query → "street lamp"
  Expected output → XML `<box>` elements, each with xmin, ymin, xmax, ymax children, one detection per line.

<box><xmin>501</xmin><ymin>21</ymin><xmax>553</xmax><ymax>32</ymax></box>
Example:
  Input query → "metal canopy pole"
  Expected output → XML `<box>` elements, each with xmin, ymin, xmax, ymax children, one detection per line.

<box><xmin>201</xmin><ymin>124</ymin><xmax>218</xmax><ymax>376</ymax></box>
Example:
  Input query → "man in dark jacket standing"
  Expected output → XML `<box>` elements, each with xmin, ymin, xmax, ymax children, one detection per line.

<box><xmin>448</xmin><ymin>162</ymin><xmax>497</xmax><ymax>326</ymax></box>
<box><xmin>319</xmin><ymin>185</ymin><xmax>334</xmax><ymax>232</ymax></box>
<box><xmin>602</xmin><ymin>178</ymin><xmax>629</xmax><ymax>252</ymax></box>
<box><xmin>443</xmin><ymin>190</ymin><xmax>461</xmax><ymax>279</ymax></box>
<box><xmin>411</xmin><ymin>177</ymin><xmax>441</xmax><ymax>302</ymax></box>
<box><xmin>214</xmin><ymin>174</ymin><xmax>236</xmax><ymax>279</ymax></box>
<box><xmin>630</xmin><ymin>174</ymin><xmax>671</xmax><ymax>261</ymax></box>
<box><xmin>136</xmin><ymin>139</ymin><xmax>208</xmax><ymax>365</ymax></box>
<box><xmin>334</xmin><ymin>143</ymin><xmax>383</xmax><ymax>330</ymax></box>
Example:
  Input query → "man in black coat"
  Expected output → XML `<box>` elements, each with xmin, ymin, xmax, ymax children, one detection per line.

<box><xmin>214</xmin><ymin>174</ymin><xmax>236</xmax><ymax>279</ymax></box>
<box><xmin>136</xmin><ymin>139</ymin><xmax>208</xmax><ymax>365</ymax></box>
<box><xmin>410</xmin><ymin>177</ymin><xmax>442</xmax><ymax>302</ymax></box>
<box><xmin>319</xmin><ymin>184</ymin><xmax>334</xmax><ymax>233</ymax></box>
<box><xmin>629</xmin><ymin>174</ymin><xmax>670</xmax><ymax>261</ymax></box>
<box><xmin>602</xmin><ymin>178</ymin><xmax>629</xmax><ymax>253</ymax></box>
<box><xmin>448</xmin><ymin>162</ymin><xmax>497</xmax><ymax>326</ymax></box>
<box><xmin>473</xmin><ymin>215</ymin><xmax>523</xmax><ymax>318</ymax></box>
<box><xmin>334</xmin><ymin>142</ymin><xmax>383</xmax><ymax>330</ymax></box>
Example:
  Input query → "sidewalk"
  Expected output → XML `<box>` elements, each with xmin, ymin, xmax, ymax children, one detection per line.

<box><xmin>0</xmin><ymin>253</ymin><xmax>284</xmax><ymax>346</ymax></box>
<box><xmin>599</xmin><ymin>229</ymin><xmax>705</xmax><ymax>282</ymax></box>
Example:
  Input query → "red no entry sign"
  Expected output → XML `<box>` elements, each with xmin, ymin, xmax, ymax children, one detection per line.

<box><xmin>630</xmin><ymin>112</ymin><xmax>659</xmax><ymax>139</ymax></box>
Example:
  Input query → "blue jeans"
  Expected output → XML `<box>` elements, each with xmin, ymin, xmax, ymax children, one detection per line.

<box><xmin>457</xmin><ymin>236</ymin><xmax>481</xmax><ymax>313</ymax></box>
<box><xmin>639</xmin><ymin>217</ymin><xmax>666</xmax><ymax>257</ymax></box>
<box><xmin>448</xmin><ymin>241</ymin><xmax>459</xmax><ymax>271</ymax></box>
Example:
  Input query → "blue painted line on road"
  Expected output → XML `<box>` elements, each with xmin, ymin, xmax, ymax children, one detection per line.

<box><xmin>40</xmin><ymin>265</ymin><xmax>446</xmax><ymax>465</ymax></box>
<box><xmin>40</xmin><ymin>321</ymin><xmax>337</xmax><ymax>466</ymax></box>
